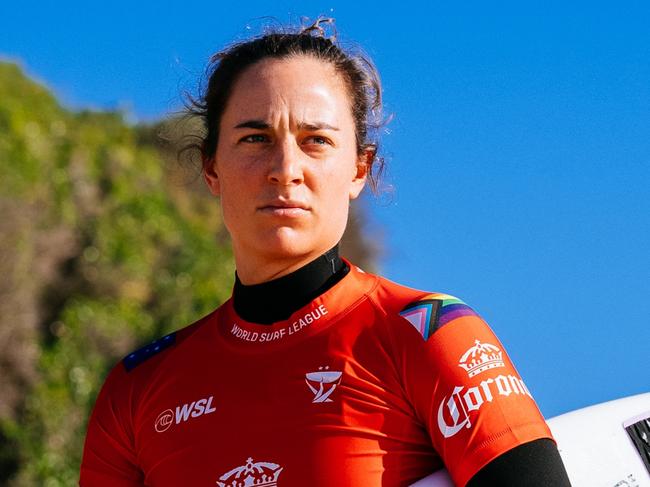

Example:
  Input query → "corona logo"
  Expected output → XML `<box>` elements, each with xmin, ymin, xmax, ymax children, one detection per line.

<box><xmin>437</xmin><ymin>374</ymin><xmax>532</xmax><ymax>438</ymax></box>
<box><xmin>458</xmin><ymin>340</ymin><xmax>505</xmax><ymax>377</ymax></box>
<box><xmin>217</xmin><ymin>457</ymin><xmax>283</xmax><ymax>487</ymax></box>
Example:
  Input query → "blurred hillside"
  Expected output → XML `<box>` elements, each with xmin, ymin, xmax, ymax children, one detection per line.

<box><xmin>0</xmin><ymin>62</ymin><xmax>376</xmax><ymax>486</ymax></box>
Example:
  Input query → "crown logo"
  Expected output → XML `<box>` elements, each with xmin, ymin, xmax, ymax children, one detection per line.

<box><xmin>216</xmin><ymin>457</ymin><xmax>283</xmax><ymax>487</ymax></box>
<box><xmin>458</xmin><ymin>340</ymin><xmax>505</xmax><ymax>377</ymax></box>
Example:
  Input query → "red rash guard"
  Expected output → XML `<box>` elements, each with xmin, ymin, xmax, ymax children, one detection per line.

<box><xmin>80</xmin><ymin>263</ymin><xmax>553</xmax><ymax>487</ymax></box>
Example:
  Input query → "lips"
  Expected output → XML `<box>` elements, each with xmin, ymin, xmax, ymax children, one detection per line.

<box><xmin>258</xmin><ymin>199</ymin><xmax>310</xmax><ymax>216</ymax></box>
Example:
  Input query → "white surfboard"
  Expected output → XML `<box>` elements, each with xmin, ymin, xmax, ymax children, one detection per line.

<box><xmin>409</xmin><ymin>393</ymin><xmax>650</xmax><ymax>486</ymax></box>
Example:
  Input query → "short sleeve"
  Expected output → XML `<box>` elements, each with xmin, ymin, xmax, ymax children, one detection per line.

<box><xmin>396</xmin><ymin>294</ymin><xmax>554</xmax><ymax>487</ymax></box>
<box><xmin>80</xmin><ymin>365</ymin><xmax>144</xmax><ymax>487</ymax></box>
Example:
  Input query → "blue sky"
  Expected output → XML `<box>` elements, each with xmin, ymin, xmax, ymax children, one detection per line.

<box><xmin>3</xmin><ymin>1</ymin><xmax>648</xmax><ymax>418</ymax></box>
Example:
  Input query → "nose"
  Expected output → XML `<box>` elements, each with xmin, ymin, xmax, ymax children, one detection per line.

<box><xmin>267</xmin><ymin>137</ymin><xmax>304</xmax><ymax>186</ymax></box>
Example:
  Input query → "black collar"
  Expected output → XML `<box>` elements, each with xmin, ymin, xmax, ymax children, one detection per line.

<box><xmin>233</xmin><ymin>245</ymin><xmax>349</xmax><ymax>324</ymax></box>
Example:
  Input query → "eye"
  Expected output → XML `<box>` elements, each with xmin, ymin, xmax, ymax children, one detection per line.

<box><xmin>239</xmin><ymin>134</ymin><xmax>269</xmax><ymax>143</ymax></box>
<box><xmin>303</xmin><ymin>135</ymin><xmax>331</xmax><ymax>146</ymax></box>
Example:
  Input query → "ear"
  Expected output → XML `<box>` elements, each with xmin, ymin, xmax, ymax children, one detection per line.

<box><xmin>202</xmin><ymin>154</ymin><xmax>221</xmax><ymax>197</ymax></box>
<box><xmin>349</xmin><ymin>148</ymin><xmax>372</xmax><ymax>200</ymax></box>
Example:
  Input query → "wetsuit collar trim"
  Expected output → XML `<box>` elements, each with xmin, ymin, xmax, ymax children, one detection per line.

<box><xmin>217</xmin><ymin>261</ymin><xmax>376</xmax><ymax>351</ymax></box>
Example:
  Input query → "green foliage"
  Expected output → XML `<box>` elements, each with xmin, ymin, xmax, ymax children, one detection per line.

<box><xmin>0</xmin><ymin>60</ymin><xmax>377</xmax><ymax>486</ymax></box>
<box><xmin>0</xmin><ymin>62</ymin><xmax>234</xmax><ymax>486</ymax></box>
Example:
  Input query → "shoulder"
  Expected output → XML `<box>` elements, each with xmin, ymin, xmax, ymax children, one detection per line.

<box><xmin>365</xmin><ymin>272</ymin><xmax>482</xmax><ymax>341</ymax></box>
<box><xmin>121</xmin><ymin>331</ymin><xmax>178</xmax><ymax>372</ymax></box>
<box><xmin>398</xmin><ymin>292</ymin><xmax>482</xmax><ymax>341</ymax></box>
<box><xmin>119</xmin><ymin>307</ymin><xmax>219</xmax><ymax>375</ymax></box>
<box><xmin>97</xmin><ymin>307</ymin><xmax>221</xmax><ymax>400</ymax></box>
<box><xmin>86</xmin><ymin>307</ymin><xmax>223</xmax><ymax>437</ymax></box>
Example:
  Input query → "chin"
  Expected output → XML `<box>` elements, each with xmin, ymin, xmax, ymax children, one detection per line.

<box><xmin>261</xmin><ymin>239</ymin><xmax>317</xmax><ymax>260</ymax></box>
<box><xmin>256</xmin><ymin>230</ymin><xmax>336</xmax><ymax>261</ymax></box>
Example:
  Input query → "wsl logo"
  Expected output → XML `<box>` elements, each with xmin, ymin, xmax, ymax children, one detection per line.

<box><xmin>154</xmin><ymin>409</ymin><xmax>175</xmax><ymax>432</ymax></box>
<box><xmin>154</xmin><ymin>395</ymin><xmax>216</xmax><ymax>433</ymax></box>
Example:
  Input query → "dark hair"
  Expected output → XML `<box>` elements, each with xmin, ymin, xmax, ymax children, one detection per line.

<box><xmin>184</xmin><ymin>18</ymin><xmax>385</xmax><ymax>192</ymax></box>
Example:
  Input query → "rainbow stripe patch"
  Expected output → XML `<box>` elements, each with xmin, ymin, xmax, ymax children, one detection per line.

<box><xmin>400</xmin><ymin>293</ymin><xmax>479</xmax><ymax>340</ymax></box>
<box><xmin>399</xmin><ymin>299</ymin><xmax>441</xmax><ymax>340</ymax></box>
<box><xmin>436</xmin><ymin>294</ymin><xmax>479</xmax><ymax>327</ymax></box>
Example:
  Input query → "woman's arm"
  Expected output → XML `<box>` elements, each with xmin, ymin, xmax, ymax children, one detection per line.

<box><xmin>80</xmin><ymin>365</ymin><xmax>145</xmax><ymax>486</ymax></box>
<box><xmin>467</xmin><ymin>438</ymin><xmax>571</xmax><ymax>486</ymax></box>
<box><xmin>394</xmin><ymin>293</ymin><xmax>570</xmax><ymax>486</ymax></box>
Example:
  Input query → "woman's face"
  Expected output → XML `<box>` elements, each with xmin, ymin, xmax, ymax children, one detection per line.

<box><xmin>204</xmin><ymin>56</ymin><xmax>367</xmax><ymax>282</ymax></box>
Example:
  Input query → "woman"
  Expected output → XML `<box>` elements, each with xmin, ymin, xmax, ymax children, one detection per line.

<box><xmin>80</xmin><ymin>19</ymin><xmax>571</xmax><ymax>486</ymax></box>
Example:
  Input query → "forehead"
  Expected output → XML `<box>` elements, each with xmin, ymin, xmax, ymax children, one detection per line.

<box><xmin>222</xmin><ymin>56</ymin><xmax>353</xmax><ymax>123</ymax></box>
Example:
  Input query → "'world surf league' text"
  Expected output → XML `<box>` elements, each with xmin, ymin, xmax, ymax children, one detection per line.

<box><xmin>230</xmin><ymin>305</ymin><xmax>328</xmax><ymax>343</ymax></box>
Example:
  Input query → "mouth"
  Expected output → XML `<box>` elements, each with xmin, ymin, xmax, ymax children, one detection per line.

<box><xmin>258</xmin><ymin>200</ymin><xmax>310</xmax><ymax>217</ymax></box>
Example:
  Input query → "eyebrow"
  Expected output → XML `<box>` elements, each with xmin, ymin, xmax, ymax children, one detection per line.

<box><xmin>234</xmin><ymin>120</ymin><xmax>270</xmax><ymax>129</ymax></box>
<box><xmin>298</xmin><ymin>121</ymin><xmax>340</xmax><ymax>131</ymax></box>
<box><xmin>233</xmin><ymin>120</ymin><xmax>339</xmax><ymax>131</ymax></box>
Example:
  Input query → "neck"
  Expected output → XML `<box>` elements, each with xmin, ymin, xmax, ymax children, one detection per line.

<box><xmin>233</xmin><ymin>245</ymin><xmax>349</xmax><ymax>324</ymax></box>
<box><xmin>233</xmin><ymin>239</ymin><xmax>348</xmax><ymax>285</ymax></box>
